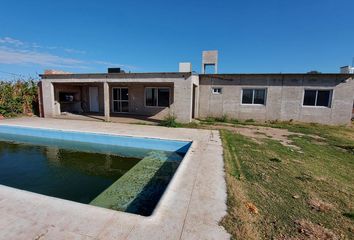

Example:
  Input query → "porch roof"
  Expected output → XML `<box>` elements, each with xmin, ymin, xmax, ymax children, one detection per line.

<box><xmin>40</xmin><ymin>72</ymin><xmax>192</xmax><ymax>80</ymax></box>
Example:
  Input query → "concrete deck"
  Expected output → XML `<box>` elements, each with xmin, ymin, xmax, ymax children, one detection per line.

<box><xmin>0</xmin><ymin>117</ymin><xmax>230</xmax><ymax>240</ymax></box>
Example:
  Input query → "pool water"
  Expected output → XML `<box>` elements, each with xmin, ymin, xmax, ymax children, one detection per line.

<box><xmin>0</xmin><ymin>127</ymin><xmax>190</xmax><ymax>216</ymax></box>
<box><xmin>0</xmin><ymin>139</ymin><xmax>141</xmax><ymax>204</ymax></box>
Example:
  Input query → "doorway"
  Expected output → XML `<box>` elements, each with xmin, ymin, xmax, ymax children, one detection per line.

<box><xmin>192</xmin><ymin>84</ymin><xmax>197</xmax><ymax>119</ymax></box>
<box><xmin>89</xmin><ymin>87</ymin><xmax>99</xmax><ymax>112</ymax></box>
<box><xmin>112</xmin><ymin>88</ymin><xmax>129</xmax><ymax>113</ymax></box>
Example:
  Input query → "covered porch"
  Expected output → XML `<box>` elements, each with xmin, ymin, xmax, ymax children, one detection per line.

<box><xmin>51</xmin><ymin>81</ymin><xmax>175</xmax><ymax>123</ymax></box>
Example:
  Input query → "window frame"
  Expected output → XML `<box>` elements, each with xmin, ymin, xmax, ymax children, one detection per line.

<box><xmin>302</xmin><ymin>89</ymin><xmax>333</xmax><ymax>108</ymax></box>
<box><xmin>111</xmin><ymin>87</ymin><xmax>129</xmax><ymax>113</ymax></box>
<box><xmin>241</xmin><ymin>88</ymin><xmax>267</xmax><ymax>105</ymax></box>
<box><xmin>211</xmin><ymin>87</ymin><xmax>222</xmax><ymax>95</ymax></box>
<box><xmin>144</xmin><ymin>87</ymin><xmax>171</xmax><ymax>108</ymax></box>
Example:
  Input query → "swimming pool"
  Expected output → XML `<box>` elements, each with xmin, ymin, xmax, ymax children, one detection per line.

<box><xmin>0</xmin><ymin>125</ymin><xmax>192</xmax><ymax>216</ymax></box>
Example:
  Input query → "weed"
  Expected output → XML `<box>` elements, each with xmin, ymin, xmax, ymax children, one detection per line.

<box><xmin>245</xmin><ymin>119</ymin><xmax>255</xmax><ymax>123</ymax></box>
<box><xmin>216</xmin><ymin>114</ymin><xmax>228</xmax><ymax>122</ymax></box>
<box><xmin>204</xmin><ymin>116</ymin><xmax>216</xmax><ymax>124</ymax></box>
<box><xmin>159</xmin><ymin>114</ymin><xmax>179</xmax><ymax>128</ymax></box>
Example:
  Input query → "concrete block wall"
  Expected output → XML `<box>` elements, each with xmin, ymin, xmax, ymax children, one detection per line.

<box><xmin>199</xmin><ymin>74</ymin><xmax>354</xmax><ymax>125</ymax></box>
<box><xmin>40</xmin><ymin>73</ymin><xmax>195</xmax><ymax>123</ymax></box>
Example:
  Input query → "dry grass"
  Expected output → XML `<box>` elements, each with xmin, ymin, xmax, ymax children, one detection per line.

<box><xmin>294</xmin><ymin>219</ymin><xmax>338</xmax><ymax>240</ymax></box>
<box><xmin>219</xmin><ymin>122</ymin><xmax>354</xmax><ymax>239</ymax></box>
<box><xmin>221</xmin><ymin>138</ymin><xmax>260</xmax><ymax>240</ymax></box>
<box><xmin>308</xmin><ymin>198</ymin><xmax>334</xmax><ymax>212</ymax></box>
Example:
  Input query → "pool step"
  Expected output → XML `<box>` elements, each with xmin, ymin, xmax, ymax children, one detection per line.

<box><xmin>90</xmin><ymin>150</ymin><xmax>180</xmax><ymax>216</ymax></box>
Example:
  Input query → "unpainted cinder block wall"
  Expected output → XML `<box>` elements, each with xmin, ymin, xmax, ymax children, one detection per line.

<box><xmin>198</xmin><ymin>74</ymin><xmax>354</xmax><ymax>125</ymax></box>
<box><xmin>40</xmin><ymin>75</ymin><xmax>196</xmax><ymax>123</ymax></box>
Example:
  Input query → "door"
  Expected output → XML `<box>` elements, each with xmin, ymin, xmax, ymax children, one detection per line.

<box><xmin>112</xmin><ymin>88</ymin><xmax>129</xmax><ymax>113</ymax></box>
<box><xmin>89</xmin><ymin>87</ymin><xmax>99</xmax><ymax>112</ymax></box>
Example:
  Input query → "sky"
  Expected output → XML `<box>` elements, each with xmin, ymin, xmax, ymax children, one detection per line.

<box><xmin>0</xmin><ymin>0</ymin><xmax>353</xmax><ymax>80</ymax></box>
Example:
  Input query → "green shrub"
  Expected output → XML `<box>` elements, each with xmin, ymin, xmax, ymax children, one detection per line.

<box><xmin>160</xmin><ymin>114</ymin><xmax>179</xmax><ymax>128</ymax></box>
<box><xmin>0</xmin><ymin>79</ymin><xmax>38</xmax><ymax>117</ymax></box>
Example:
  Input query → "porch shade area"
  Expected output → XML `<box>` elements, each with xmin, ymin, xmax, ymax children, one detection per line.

<box><xmin>52</xmin><ymin>82</ymin><xmax>174</xmax><ymax>122</ymax></box>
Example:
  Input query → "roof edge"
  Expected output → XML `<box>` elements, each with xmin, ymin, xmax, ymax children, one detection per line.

<box><xmin>40</xmin><ymin>72</ymin><xmax>193</xmax><ymax>79</ymax></box>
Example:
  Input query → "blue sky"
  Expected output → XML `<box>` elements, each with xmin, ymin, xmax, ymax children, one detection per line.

<box><xmin>0</xmin><ymin>0</ymin><xmax>353</xmax><ymax>79</ymax></box>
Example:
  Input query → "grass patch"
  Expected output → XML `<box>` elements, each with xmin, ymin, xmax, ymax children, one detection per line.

<box><xmin>220</xmin><ymin>124</ymin><xmax>354</xmax><ymax>239</ymax></box>
<box><xmin>159</xmin><ymin>114</ymin><xmax>180</xmax><ymax>128</ymax></box>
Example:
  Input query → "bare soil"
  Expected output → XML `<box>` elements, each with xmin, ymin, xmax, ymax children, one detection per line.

<box><xmin>207</xmin><ymin>124</ymin><xmax>322</xmax><ymax>149</ymax></box>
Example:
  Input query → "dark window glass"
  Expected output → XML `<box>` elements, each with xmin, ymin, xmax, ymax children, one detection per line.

<box><xmin>121</xmin><ymin>88</ymin><xmax>128</xmax><ymax>101</ymax></box>
<box><xmin>146</xmin><ymin>88</ymin><xmax>157</xmax><ymax>106</ymax></box>
<box><xmin>316</xmin><ymin>90</ymin><xmax>330</xmax><ymax>107</ymax></box>
<box><xmin>242</xmin><ymin>89</ymin><xmax>253</xmax><ymax>104</ymax></box>
<box><xmin>113</xmin><ymin>101</ymin><xmax>119</xmax><ymax>112</ymax></box>
<box><xmin>113</xmin><ymin>88</ymin><xmax>121</xmax><ymax>101</ymax></box>
<box><xmin>303</xmin><ymin>90</ymin><xmax>316</xmax><ymax>106</ymax></box>
<box><xmin>121</xmin><ymin>102</ymin><xmax>129</xmax><ymax>112</ymax></box>
<box><xmin>113</xmin><ymin>89</ymin><xmax>118</xmax><ymax>101</ymax></box>
<box><xmin>254</xmin><ymin>89</ymin><xmax>266</xmax><ymax>104</ymax></box>
<box><xmin>158</xmin><ymin>88</ymin><xmax>170</xmax><ymax>107</ymax></box>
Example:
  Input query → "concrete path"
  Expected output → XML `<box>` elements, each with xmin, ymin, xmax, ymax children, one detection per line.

<box><xmin>0</xmin><ymin>117</ymin><xmax>230</xmax><ymax>240</ymax></box>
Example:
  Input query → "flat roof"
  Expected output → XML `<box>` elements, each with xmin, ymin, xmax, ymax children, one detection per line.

<box><xmin>40</xmin><ymin>72</ymin><xmax>193</xmax><ymax>79</ymax></box>
<box><xmin>40</xmin><ymin>72</ymin><xmax>354</xmax><ymax>80</ymax></box>
<box><xmin>201</xmin><ymin>73</ymin><xmax>354</xmax><ymax>77</ymax></box>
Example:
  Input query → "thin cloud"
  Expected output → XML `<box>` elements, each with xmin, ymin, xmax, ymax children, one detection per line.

<box><xmin>64</xmin><ymin>48</ymin><xmax>86</xmax><ymax>54</ymax></box>
<box><xmin>0</xmin><ymin>47</ymin><xmax>86</xmax><ymax>68</ymax></box>
<box><xmin>0</xmin><ymin>37</ymin><xmax>138</xmax><ymax>71</ymax></box>
<box><xmin>0</xmin><ymin>37</ymin><xmax>24</xmax><ymax>46</ymax></box>
<box><xmin>0</xmin><ymin>36</ymin><xmax>85</xmax><ymax>55</ymax></box>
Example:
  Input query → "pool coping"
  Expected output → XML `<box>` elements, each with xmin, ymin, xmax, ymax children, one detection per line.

<box><xmin>0</xmin><ymin>117</ymin><xmax>230</xmax><ymax>240</ymax></box>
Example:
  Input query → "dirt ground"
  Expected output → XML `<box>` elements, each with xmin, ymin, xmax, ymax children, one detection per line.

<box><xmin>206</xmin><ymin>124</ymin><xmax>322</xmax><ymax>149</ymax></box>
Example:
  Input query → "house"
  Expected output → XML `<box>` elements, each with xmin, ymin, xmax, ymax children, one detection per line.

<box><xmin>38</xmin><ymin>51</ymin><xmax>354</xmax><ymax>125</ymax></box>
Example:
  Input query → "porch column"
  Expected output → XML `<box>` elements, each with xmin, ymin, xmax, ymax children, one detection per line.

<box><xmin>103</xmin><ymin>81</ymin><xmax>110</xmax><ymax>122</ymax></box>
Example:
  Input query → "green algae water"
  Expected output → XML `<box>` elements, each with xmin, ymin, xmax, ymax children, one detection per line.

<box><xmin>0</xmin><ymin>133</ymin><xmax>185</xmax><ymax>215</ymax></box>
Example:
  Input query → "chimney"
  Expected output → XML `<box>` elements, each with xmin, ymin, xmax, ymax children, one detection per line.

<box><xmin>179</xmin><ymin>62</ymin><xmax>192</xmax><ymax>72</ymax></box>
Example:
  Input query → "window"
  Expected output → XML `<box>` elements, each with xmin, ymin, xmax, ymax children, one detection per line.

<box><xmin>145</xmin><ymin>88</ymin><xmax>170</xmax><ymax>107</ymax></box>
<box><xmin>242</xmin><ymin>89</ymin><xmax>266</xmax><ymax>105</ymax></box>
<box><xmin>212</xmin><ymin>87</ymin><xmax>222</xmax><ymax>94</ymax></box>
<box><xmin>303</xmin><ymin>90</ymin><xmax>332</xmax><ymax>107</ymax></box>
<box><xmin>112</xmin><ymin>88</ymin><xmax>129</xmax><ymax>113</ymax></box>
